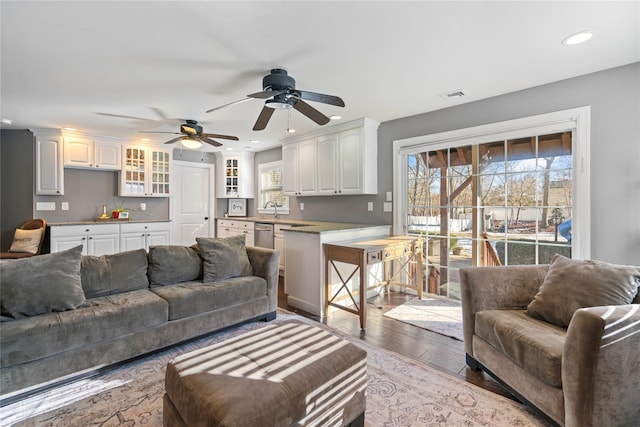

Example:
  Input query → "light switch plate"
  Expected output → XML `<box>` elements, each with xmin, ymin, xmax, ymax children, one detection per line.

<box><xmin>386</xmin><ymin>191</ymin><xmax>393</xmax><ymax>202</ymax></box>
<box><xmin>367</xmin><ymin>202</ymin><xmax>373</xmax><ymax>211</ymax></box>
<box><xmin>383</xmin><ymin>202</ymin><xmax>392</xmax><ymax>212</ymax></box>
<box><xmin>36</xmin><ymin>202</ymin><xmax>55</xmax><ymax>211</ymax></box>
<box><xmin>61</xmin><ymin>202</ymin><xmax>69</xmax><ymax>210</ymax></box>
<box><xmin>300</xmin><ymin>202</ymin><xmax>305</xmax><ymax>211</ymax></box>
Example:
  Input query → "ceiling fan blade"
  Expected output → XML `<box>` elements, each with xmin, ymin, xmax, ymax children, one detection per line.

<box><xmin>96</xmin><ymin>112</ymin><xmax>156</xmax><ymax>121</ymax></box>
<box><xmin>201</xmin><ymin>137</ymin><xmax>223</xmax><ymax>147</ymax></box>
<box><xmin>253</xmin><ymin>106</ymin><xmax>275</xmax><ymax>131</ymax></box>
<box><xmin>164</xmin><ymin>137</ymin><xmax>184</xmax><ymax>144</ymax></box>
<box><xmin>292</xmin><ymin>99</ymin><xmax>330</xmax><ymax>125</ymax></box>
<box><xmin>295</xmin><ymin>90</ymin><xmax>345</xmax><ymax>107</ymax></box>
<box><xmin>206</xmin><ymin>97</ymin><xmax>253</xmax><ymax>114</ymax></box>
<box><xmin>201</xmin><ymin>133</ymin><xmax>239</xmax><ymax>140</ymax></box>
<box><xmin>248</xmin><ymin>89</ymin><xmax>283</xmax><ymax>99</ymax></box>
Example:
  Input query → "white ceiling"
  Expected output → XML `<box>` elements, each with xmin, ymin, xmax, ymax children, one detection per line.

<box><xmin>1</xmin><ymin>1</ymin><xmax>638</xmax><ymax>153</ymax></box>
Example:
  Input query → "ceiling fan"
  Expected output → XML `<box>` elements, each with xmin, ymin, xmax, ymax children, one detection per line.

<box><xmin>140</xmin><ymin>120</ymin><xmax>238</xmax><ymax>149</ymax></box>
<box><xmin>206</xmin><ymin>68</ymin><xmax>345</xmax><ymax>131</ymax></box>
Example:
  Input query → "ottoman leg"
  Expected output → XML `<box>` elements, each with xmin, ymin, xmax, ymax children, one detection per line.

<box><xmin>163</xmin><ymin>394</ymin><xmax>188</xmax><ymax>427</ymax></box>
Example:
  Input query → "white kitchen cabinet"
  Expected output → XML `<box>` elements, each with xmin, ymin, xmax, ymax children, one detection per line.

<box><xmin>216</xmin><ymin>219</ymin><xmax>254</xmax><ymax>247</ymax></box>
<box><xmin>64</xmin><ymin>136</ymin><xmax>121</xmax><ymax>170</ymax></box>
<box><xmin>282</xmin><ymin>138</ymin><xmax>317</xmax><ymax>196</ymax></box>
<box><xmin>34</xmin><ymin>131</ymin><xmax>64</xmax><ymax>195</ymax></box>
<box><xmin>119</xmin><ymin>222</ymin><xmax>170</xmax><ymax>251</ymax></box>
<box><xmin>282</xmin><ymin>117</ymin><xmax>379</xmax><ymax>196</ymax></box>
<box><xmin>274</xmin><ymin>224</ymin><xmax>291</xmax><ymax>273</ymax></box>
<box><xmin>50</xmin><ymin>224</ymin><xmax>120</xmax><ymax>256</ymax></box>
<box><xmin>120</xmin><ymin>145</ymin><xmax>171</xmax><ymax>197</ymax></box>
<box><xmin>215</xmin><ymin>152</ymin><xmax>255</xmax><ymax>198</ymax></box>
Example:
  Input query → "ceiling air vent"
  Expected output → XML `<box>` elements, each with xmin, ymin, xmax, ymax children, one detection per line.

<box><xmin>440</xmin><ymin>89</ymin><xmax>466</xmax><ymax>100</ymax></box>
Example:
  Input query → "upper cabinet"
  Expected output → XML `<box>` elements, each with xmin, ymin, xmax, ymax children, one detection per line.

<box><xmin>64</xmin><ymin>136</ymin><xmax>121</xmax><ymax>170</ymax></box>
<box><xmin>282</xmin><ymin>117</ymin><xmax>379</xmax><ymax>196</ymax></box>
<box><xmin>34</xmin><ymin>130</ymin><xmax>64</xmax><ymax>195</ymax></box>
<box><xmin>215</xmin><ymin>152</ymin><xmax>255</xmax><ymax>198</ymax></box>
<box><xmin>120</xmin><ymin>145</ymin><xmax>171</xmax><ymax>197</ymax></box>
<box><xmin>283</xmin><ymin>138</ymin><xmax>317</xmax><ymax>196</ymax></box>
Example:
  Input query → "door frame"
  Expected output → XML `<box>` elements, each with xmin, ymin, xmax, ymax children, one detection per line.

<box><xmin>170</xmin><ymin>160</ymin><xmax>216</xmax><ymax>245</ymax></box>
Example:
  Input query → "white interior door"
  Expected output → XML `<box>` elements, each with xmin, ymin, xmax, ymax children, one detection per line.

<box><xmin>171</xmin><ymin>162</ymin><xmax>215</xmax><ymax>246</ymax></box>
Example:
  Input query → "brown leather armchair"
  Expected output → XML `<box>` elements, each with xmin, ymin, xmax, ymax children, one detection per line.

<box><xmin>1</xmin><ymin>219</ymin><xmax>47</xmax><ymax>259</ymax></box>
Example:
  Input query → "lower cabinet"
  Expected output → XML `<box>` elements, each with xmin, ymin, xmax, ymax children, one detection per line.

<box><xmin>216</xmin><ymin>219</ymin><xmax>254</xmax><ymax>247</ymax></box>
<box><xmin>50</xmin><ymin>224</ymin><xmax>120</xmax><ymax>256</ymax></box>
<box><xmin>274</xmin><ymin>224</ymin><xmax>291</xmax><ymax>273</ymax></box>
<box><xmin>119</xmin><ymin>222</ymin><xmax>170</xmax><ymax>251</ymax></box>
<box><xmin>50</xmin><ymin>222</ymin><xmax>170</xmax><ymax>255</ymax></box>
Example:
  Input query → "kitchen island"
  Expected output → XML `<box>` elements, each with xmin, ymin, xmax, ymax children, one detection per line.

<box><xmin>282</xmin><ymin>222</ymin><xmax>391</xmax><ymax>316</ymax></box>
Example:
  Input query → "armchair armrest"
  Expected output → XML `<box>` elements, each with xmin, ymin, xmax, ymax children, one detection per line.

<box><xmin>563</xmin><ymin>304</ymin><xmax>640</xmax><ymax>427</ymax></box>
<box><xmin>246</xmin><ymin>246</ymin><xmax>281</xmax><ymax>312</ymax></box>
<box><xmin>459</xmin><ymin>265</ymin><xmax>548</xmax><ymax>355</ymax></box>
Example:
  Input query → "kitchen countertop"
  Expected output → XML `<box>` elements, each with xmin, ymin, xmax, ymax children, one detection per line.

<box><xmin>48</xmin><ymin>219</ymin><xmax>170</xmax><ymax>226</ymax></box>
<box><xmin>221</xmin><ymin>216</ymin><xmax>390</xmax><ymax>235</ymax></box>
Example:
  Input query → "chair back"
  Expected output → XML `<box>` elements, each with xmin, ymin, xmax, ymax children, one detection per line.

<box><xmin>0</xmin><ymin>219</ymin><xmax>47</xmax><ymax>259</ymax></box>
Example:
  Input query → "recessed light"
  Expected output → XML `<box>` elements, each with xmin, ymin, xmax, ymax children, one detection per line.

<box><xmin>250</xmin><ymin>140</ymin><xmax>260</xmax><ymax>143</ymax></box>
<box><xmin>62</xmin><ymin>127</ymin><xmax>77</xmax><ymax>131</ymax></box>
<box><xmin>1</xmin><ymin>118</ymin><xmax>13</xmax><ymax>125</ymax></box>
<box><xmin>225</xmin><ymin>147</ymin><xmax>234</xmax><ymax>151</ymax></box>
<box><xmin>330</xmin><ymin>115</ymin><xmax>342</xmax><ymax>120</ymax></box>
<box><xmin>562</xmin><ymin>31</ymin><xmax>594</xmax><ymax>45</ymax></box>
<box><xmin>286</xmin><ymin>128</ymin><xmax>296</xmax><ymax>133</ymax></box>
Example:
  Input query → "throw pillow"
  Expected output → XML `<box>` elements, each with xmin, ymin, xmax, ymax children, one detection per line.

<box><xmin>8</xmin><ymin>228</ymin><xmax>43</xmax><ymax>254</ymax></box>
<box><xmin>81</xmin><ymin>249</ymin><xmax>149</xmax><ymax>299</ymax></box>
<box><xmin>196</xmin><ymin>235</ymin><xmax>253</xmax><ymax>282</ymax></box>
<box><xmin>0</xmin><ymin>245</ymin><xmax>86</xmax><ymax>319</ymax></box>
<box><xmin>148</xmin><ymin>245</ymin><xmax>203</xmax><ymax>286</ymax></box>
<box><xmin>526</xmin><ymin>254</ymin><xmax>640</xmax><ymax>328</ymax></box>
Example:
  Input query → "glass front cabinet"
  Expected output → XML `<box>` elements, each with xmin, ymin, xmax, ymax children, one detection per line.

<box><xmin>215</xmin><ymin>152</ymin><xmax>254</xmax><ymax>198</ymax></box>
<box><xmin>120</xmin><ymin>145</ymin><xmax>171</xmax><ymax>197</ymax></box>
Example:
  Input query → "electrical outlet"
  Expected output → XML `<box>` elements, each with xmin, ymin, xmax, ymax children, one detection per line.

<box><xmin>61</xmin><ymin>202</ymin><xmax>69</xmax><ymax>210</ymax></box>
<box><xmin>383</xmin><ymin>202</ymin><xmax>393</xmax><ymax>212</ymax></box>
<box><xmin>36</xmin><ymin>202</ymin><xmax>55</xmax><ymax>211</ymax></box>
<box><xmin>386</xmin><ymin>191</ymin><xmax>393</xmax><ymax>202</ymax></box>
<box><xmin>367</xmin><ymin>202</ymin><xmax>373</xmax><ymax>211</ymax></box>
<box><xmin>299</xmin><ymin>202</ymin><xmax>304</xmax><ymax>211</ymax></box>
<box><xmin>140</xmin><ymin>203</ymin><xmax>146</xmax><ymax>211</ymax></box>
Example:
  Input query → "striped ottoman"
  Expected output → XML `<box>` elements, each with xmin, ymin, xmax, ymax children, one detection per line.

<box><xmin>163</xmin><ymin>320</ymin><xmax>367</xmax><ymax>427</ymax></box>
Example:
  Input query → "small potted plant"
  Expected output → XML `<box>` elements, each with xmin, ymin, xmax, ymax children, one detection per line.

<box><xmin>111</xmin><ymin>199</ymin><xmax>130</xmax><ymax>219</ymax></box>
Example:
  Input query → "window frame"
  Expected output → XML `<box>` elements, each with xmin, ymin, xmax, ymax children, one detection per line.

<box><xmin>393</xmin><ymin>107</ymin><xmax>591</xmax><ymax>260</ymax></box>
<box><xmin>257</xmin><ymin>160</ymin><xmax>290</xmax><ymax>216</ymax></box>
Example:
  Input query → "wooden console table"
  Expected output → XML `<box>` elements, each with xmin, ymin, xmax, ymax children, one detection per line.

<box><xmin>323</xmin><ymin>235</ymin><xmax>424</xmax><ymax>330</ymax></box>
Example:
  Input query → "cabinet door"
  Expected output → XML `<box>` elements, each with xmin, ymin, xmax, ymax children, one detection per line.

<box><xmin>95</xmin><ymin>141</ymin><xmax>121</xmax><ymax>170</ymax></box>
<box><xmin>64</xmin><ymin>137</ymin><xmax>94</xmax><ymax>168</ymax></box>
<box><xmin>282</xmin><ymin>145</ymin><xmax>299</xmax><ymax>195</ymax></box>
<box><xmin>120</xmin><ymin>232</ymin><xmax>147</xmax><ymax>252</ymax></box>
<box><xmin>121</xmin><ymin>146</ymin><xmax>147</xmax><ymax>196</ymax></box>
<box><xmin>317</xmin><ymin>134</ymin><xmax>338</xmax><ymax>194</ymax></box>
<box><xmin>149</xmin><ymin>149</ymin><xmax>170</xmax><ymax>196</ymax></box>
<box><xmin>36</xmin><ymin>137</ymin><xmax>64</xmax><ymax>195</ymax></box>
<box><xmin>297</xmin><ymin>139</ymin><xmax>317</xmax><ymax>195</ymax></box>
<box><xmin>241</xmin><ymin>230</ymin><xmax>254</xmax><ymax>247</ymax></box>
<box><xmin>146</xmin><ymin>230</ymin><xmax>170</xmax><ymax>248</ymax></box>
<box><xmin>89</xmin><ymin>233</ymin><xmax>119</xmax><ymax>256</ymax></box>
<box><xmin>338</xmin><ymin>128</ymin><xmax>363</xmax><ymax>194</ymax></box>
<box><xmin>51</xmin><ymin>235</ymin><xmax>87</xmax><ymax>254</ymax></box>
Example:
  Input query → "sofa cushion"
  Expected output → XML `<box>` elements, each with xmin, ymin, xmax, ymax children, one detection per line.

<box><xmin>81</xmin><ymin>249</ymin><xmax>149</xmax><ymax>299</ymax></box>
<box><xmin>197</xmin><ymin>235</ymin><xmax>253</xmax><ymax>282</ymax></box>
<box><xmin>475</xmin><ymin>309</ymin><xmax>566</xmax><ymax>387</ymax></box>
<box><xmin>151</xmin><ymin>276</ymin><xmax>267</xmax><ymax>321</ymax></box>
<box><xmin>0</xmin><ymin>289</ymin><xmax>168</xmax><ymax>368</ymax></box>
<box><xmin>526</xmin><ymin>255</ymin><xmax>640</xmax><ymax>328</ymax></box>
<box><xmin>148</xmin><ymin>245</ymin><xmax>202</xmax><ymax>286</ymax></box>
<box><xmin>1</xmin><ymin>245</ymin><xmax>86</xmax><ymax>319</ymax></box>
<box><xmin>8</xmin><ymin>227</ymin><xmax>43</xmax><ymax>254</ymax></box>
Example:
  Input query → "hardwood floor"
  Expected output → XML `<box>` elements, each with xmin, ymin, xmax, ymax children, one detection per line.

<box><xmin>277</xmin><ymin>277</ymin><xmax>514</xmax><ymax>400</ymax></box>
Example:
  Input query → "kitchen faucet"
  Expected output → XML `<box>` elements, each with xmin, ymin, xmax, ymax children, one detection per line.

<box><xmin>264</xmin><ymin>201</ymin><xmax>278</xmax><ymax>218</ymax></box>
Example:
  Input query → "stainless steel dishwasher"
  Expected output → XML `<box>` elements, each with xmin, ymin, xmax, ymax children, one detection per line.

<box><xmin>254</xmin><ymin>223</ymin><xmax>274</xmax><ymax>249</ymax></box>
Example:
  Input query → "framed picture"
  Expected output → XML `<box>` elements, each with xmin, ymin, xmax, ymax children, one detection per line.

<box><xmin>118</xmin><ymin>211</ymin><xmax>129</xmax><ymax>219</ymax></box>
<box><xmin>228</xmin><ymin>198</ymin><xmax>247</xmax><ymax>217</ymax></box>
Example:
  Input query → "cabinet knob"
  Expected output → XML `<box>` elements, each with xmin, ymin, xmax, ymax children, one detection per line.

<box><xmin>89</xmin><ymin>237</ymin><xmax>93</xmax><ymax>240</ymax></box>
<box><xmin>56</xmin><ymin>191</ymin><xmax>60</xmax><ymax>194</ymax></box>
<box><xmin>81</xmin><ymin>237</ymin><xmax>86</xmax><ymax>240</ymax></box>
<box><xmin>141</xmin><ymin>234</ymin><xmax>145</xmax><ymax>236</ymax></box>
<box><xmin>204</xmin><ymin>217</ymin><xmax>209</xmax><ymax>220</ymax></box>
<box><xmin>85</xmin><ymin>229</ymin><xmax>90</xmax><ymax>232</ymax></box>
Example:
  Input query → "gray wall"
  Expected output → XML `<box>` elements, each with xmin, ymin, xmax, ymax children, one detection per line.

<box><xmin>0</xmin><ymin>130</ymin><xmax>35</xmax><ymax>251</ymax></box>
<box><xmin>255</xmin><ymin>63</ymin><xmax>640</xmax><ymax>265</ymax></box>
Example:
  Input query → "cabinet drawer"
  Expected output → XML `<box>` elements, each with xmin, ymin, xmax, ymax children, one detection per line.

<box><xmin>234</xmin><ymin>221</ymin><xmax>253</xmax><ymax>230</ymax></box>
<box><xmin>50</xmin><ymin>223</ymin><xmax>120</xmax><ymax>237</ymax></box>
<box><xmin>120</xmin><ymin>222</ymin><xmax>170</xmax><ymax>233</ymax></box>
<box><xmin>367</xmin><ymin>250</ymin><xmax>383</xmax><ymax>264</ymax></box>
<box><xmin>383</xmin><ymin>245</ymin><xmax>410</xmax><ymax>259</ymax></box>
<box><xmin>274</xmin><ymin>224</ymin><xmax>292</xmax><ymax>235</ymax></box>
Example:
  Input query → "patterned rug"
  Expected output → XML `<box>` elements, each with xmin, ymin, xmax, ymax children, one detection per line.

<box><xmin>383</xmin><ymin>294</ymin><xmax>464</xmax><ymax>341</ymax></box>
<box><xmin>1</xmin><ymin>313</ymin><xmax>550</xmax><ymax>427</ymax></box>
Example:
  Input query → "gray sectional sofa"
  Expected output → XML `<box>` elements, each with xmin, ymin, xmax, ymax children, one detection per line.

<box><xmin>0</xmin><ymin>235</ymin><xmax>280</xmax><ymax>398</ymax></box>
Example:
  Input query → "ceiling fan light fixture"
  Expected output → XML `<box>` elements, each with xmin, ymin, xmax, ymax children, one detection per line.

<box><xmin>181</xmin><ymin>137</ymin><xmax>202</xmax><ymax>149</ymax></box>
<box><xmin>265</xmin><ymin>99</ymin><xmax>293</xmax><ymax>109</ymax></box>
<box><xmin>562</xmin><ymin>31</ymin><xmax>594</xmax><ymax>45</ymax></box>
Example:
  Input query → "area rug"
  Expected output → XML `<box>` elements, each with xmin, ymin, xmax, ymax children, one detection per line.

<box><xmin>383</xmin><ymin>294</ymin><xmax>464</xmax><ymax>341</ymax></box>
<box><xmin>1</xmin><ymin>313</ymin><xmax>549</xmax><ymax>427</ymax></box>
